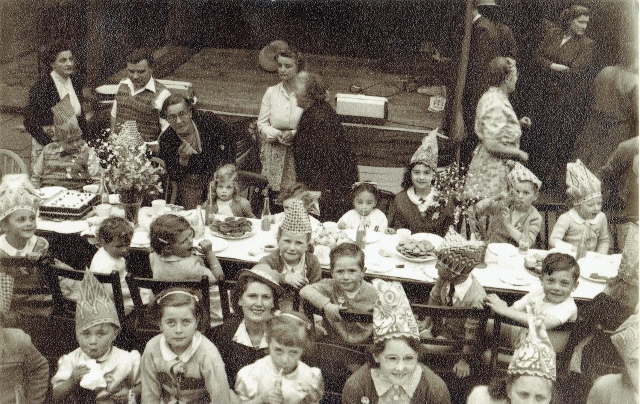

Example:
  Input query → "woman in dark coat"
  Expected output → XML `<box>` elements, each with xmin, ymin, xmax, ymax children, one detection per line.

<box><xmin>23</xmin><ymin>41</ymin><xmax>88</xmax><ymax>167</ymax></box>
<box><xmin>158</xmin><ymin>94</ymin><xmax>235</xmax><ymax>209</ymax></box>
<box><xmin>527</xmin><ymin>5</ymin><xmax>595</xmax><ymax>191</ymax></box>
<box><xmin>292</xmin><ymin>72</ymin><xmax>359</xmax><ymax>222</ymax></box>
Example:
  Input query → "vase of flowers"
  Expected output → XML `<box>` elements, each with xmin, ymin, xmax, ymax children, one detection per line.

<box><xmin>91</xmin><ymin>122</ymin><xmax>164</xmax><ymax>224</ymax></box>
<box><xmin>431</xmin><ymin>164</ymin><xmax>483</xmax><ymax>234</ymax></box>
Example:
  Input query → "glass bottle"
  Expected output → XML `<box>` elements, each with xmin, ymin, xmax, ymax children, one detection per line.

<box><xmin>204</xmin><ymin>182</ymin><xmax>216</xmax><ymax>226</ymax></box>
<box><xmin>194</xmin><ymin>205</ymin><xmax>205</xmax><ymax>239</ymax></box>
<box><xmin>518</xmin><ymin>220</ymin><xmax>530</xmax><ymax>255</ymax></box>
<box><xmin>97</xmin><ymin>172</ymin><xmax>109</xmax><ymax>204</ymax></box>
<box><xmin>261</xmin><ymin>195</ymin><xmax>271</xmax><ymax>231</ymax></box>
<box><xmin>355</xmin><ymin>212</ymin><xmax>366</xmax><ymax>249</ymax></box>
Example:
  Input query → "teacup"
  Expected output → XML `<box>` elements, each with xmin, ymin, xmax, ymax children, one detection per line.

<box><xmin>396</xmin><ymin>228</ymin><xmax>411</xmax><ymax>240</ymax></box>
<box><xmin>93</xmin><ymin>204</ymin><xmax>112</xmax><ymax>218</ymax></box>
<box><xmin>151</xmin><ymin>199</ymin><xmax>167</xmax><ymax>215</ymax></box>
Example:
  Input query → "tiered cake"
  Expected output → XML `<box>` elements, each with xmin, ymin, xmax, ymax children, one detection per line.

<box><xmin>39</xmin><ymin>190</ymin><xmax>99</xmax><ymax>220</ymax></box>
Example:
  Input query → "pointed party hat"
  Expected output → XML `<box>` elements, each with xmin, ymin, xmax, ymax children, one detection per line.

<box><xmin>436</xmin><ymin>228</ymin><xmax>487</xmax><ymax>276</ymax></box>
<box><xmin>75</xmin><ymin>269</ymin><xmax>120</xmax><ymax>332</ymax></box>
<box><xmin>410</xmin><ymin>129</ymin><xmax>439</xmax><ymax>169</ymax></box>
<box><xmin>372</xmin><ymin>279</ymin><xmax>419</xmax><ymax>343</ymax></box>
<box><xmin>0</xmin><ymin>174</ymin><xmax>40</xmax><ymax>221</ymax></box>
<box><xmin>508</xmin><ymin>306</ymin><xmax>557</xmax><ymax>381</ymax></box>
<box><xmin>566</xmin><ymin>159</ymin><xmax>601</xmax><ymax>205</ymax></box>
<box><xmin>508</xmin><ymin>162</ymin><xmax>542</xmax><ymax>190</ymax></box>
<box><xmin>280</xmin><ymin>199</ymin><xmax>312</xmax><ymax>234</ymax></box>
<box><xmin>611</xmin><ymin>313</ymin><xmax>639</xmax><ymax>360</ymax></box>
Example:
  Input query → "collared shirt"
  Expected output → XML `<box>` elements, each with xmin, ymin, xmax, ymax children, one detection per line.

<box><xmin>257</xmin><ymin>82</ymin><xmax>303</xmax><ymax>140</ymax></box>
<box><xmin>0</xmin><ymin>234</ymin><xmax>37</xmax><ymax>256</ymax></box>
<box><xmin>110</xmin><ymin>77</ymin><xmax>171</xmax><ymax>131</ymax></box>
<box><xmin>160</xmin><ymin>331</ymin><xmax>202</xmax><ymax>364</ymax></box>
<box><xmin>284</xmin><ymin>253</ymin><xmax>306</xmax><ymax>277</ymax></box>
<box><xmin>51</xmin><ymin>71</ymin><xmax>81</xmax><ymax>116</ymax></box>
<box><xmin>451</xmin><ymin>276</ymin><xmax>474</xmax><ymax>305</ymax></box>
<box><xmin>232</xmin><ymin>320</ymin><xmax>269</xmax><ymax>349</ymax></box>
<box><xmin>371</xmin><ymin>365</ymin><xmax>423</xmax><ymax>404</ymax></box>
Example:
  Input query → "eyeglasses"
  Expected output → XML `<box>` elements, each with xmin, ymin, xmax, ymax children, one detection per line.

<box><xmin>381</xmin><ymin>354</ymin><xmax>417</xmax><ymax>366</ymax></box>
<box><xmin>166</xmin><ymin>110</ymin><xmax>190</xmax><ymax>122</ymax></box>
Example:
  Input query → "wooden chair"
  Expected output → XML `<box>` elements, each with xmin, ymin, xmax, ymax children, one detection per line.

<box><xmin>150</xmin><ymin>157</ymin><xmax>177</xmax><ymax>204</ymax></box>
<box><xmin>534</xmin><ymin>202</ymin><xmax>566</xmax><ymax>250</ymax></box>
<box><xmin>0</xmin><ymin>149</ymin><xmax>28</xmax><ymax>177</ymax></box>
<box><xmin>376</xmin><ymin>189</ymin><xmax>396</xmax><ymax>217</ymax></box>
<box><xmin>237</xmin><ymin>170</ymin><xmax>269</xmax><ymax>215</ymax></box>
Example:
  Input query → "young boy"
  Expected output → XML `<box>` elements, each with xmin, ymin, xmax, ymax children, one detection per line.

<box><xmin>473</xmin><ymin>162</ymin><xmax>542</xmax><ymax>246</ymax></box>
<box><xmin>485</xmin><ymin>252</ymin><xmax>579</xmax><ymax>353</ymax></box>
<box><xmin>421</xmin><ymin>229</ymin><xmax>488</xmax><ymax>378</ymax></box>
<box><xmin>52</xmin><ymin>270</ymin><xmax>141</xmax><ymax>402</ymax></box>
<box><xmin>31</xmin><ymin>118</ymin><xmax>101</xmax><ymax>190</ymax></box>
<box><xmin>260</xmin><ymin>199</ymin><xmax>321</xmax><ymax>311</ymax></box>
<box><xmin>300</xmin><ymin>242</ymin><xmax>377</xmax><ymax>345</ymax></box>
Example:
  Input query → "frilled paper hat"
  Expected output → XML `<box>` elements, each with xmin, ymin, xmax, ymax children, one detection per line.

<box><xmin>76</xmin><ymin>269</ymin><xmax>121</xmax><ymax>332</ymax></box>
<box><xmin>238</xmin><ymin>264</ymin><xmax>284</xmax><ymax>297</ymax></box>
<box><xmin>566</xmin><ymin>160</ymin><xmax>601</xmax><ymax>205</ymax></box>
<box><xmin>114</xmin><ymin>120</ymin><xmax>144</xmax><ymax>150</ymax></box>
<box><xmin>410</xmin><ymin>129</ymin><xmax>439</xmax><ymax>170</ymax></box>
<box><xmin>372</xmin><ymin>279</ymin><xmax>419</xmax><ymax>343</ymax></box>
<box><xmin>436</xmin><ymin>228</ymin><xmax>487</xmax><ymax>276</ymax></box>
<box><xmin>617</xmin><ymin>223</ymin><xmax>639</xmax><ymax>286</ymax></box>
<box><xmin>0</xmin><ymin>174</ymin><xmax>40</xmax><ymax>221</ymax></box>
<box><xmin>281</xmin><ymin>199</ymin><xmax>312</xmax><ymax>234</ymax></box>
<box><xmin>508</xmin><ymin>162</ymin><xmax>542</xmax><ymax>190</ymax></box>
<box><xmin>508</xmin><ymin>307</ymin><xmax>557</xmax><ymax>381</ymax></box>
<box><xmin>611</xmin><ymin>313</ymin><xmax>639</xmax><ymax>360</ymax></box>
<box><xmin>258</xmin><ymin>40</ymin><xmax>289</xmax><ymax>72</ymax></box>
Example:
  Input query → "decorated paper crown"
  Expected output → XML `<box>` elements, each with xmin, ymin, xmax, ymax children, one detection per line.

<box><xmin>508</xmin><ymin>306</ymin><xmax>557</xmax><ymax>381</ymax></box>
<box><xmin>410</xmin><ymin>129</ymin><xmax>439</xmax><ymax>170</ymax></box>
<box><xmin>372</xmin><ymin>279</ymin><xmax>419</xmax><ymax>343</ymax></box>
<box><xmin>0</xmin><ymin>174</ymin><xmax>40</xmax><ymax>221</ymax></box>
<box><xmin>566</xmin><ymin>159</ymin><xmax>601</xmax><ymax>205</ymax></box>
<box><xmin>281</xmin><ymin>199</ymin><xmax>312</xmax><ymax>234</ymax></box>
<box><xmin>76</xmin><ymin>269</ymin><xmax>121</xmax><ymax>332</ymax></box>
<box><xmin>238</xmin><ymin>264</ymin><xmax>284</xmax><ymax>297</ymax></box>
<box><xmin>611</xmin><ymin>313</ymin><xmax>639</xmax><ymax>359</ymax></box>
<box><xmin>617</xmin><ymin>223</ymin><xmax>639</xmax><ymax>286</ymax></box>
<box><xmin>114</xmin><ymin>120</ymin><xmax>144</xmax><ymax>150</ymax></box>
<box><xmin>508</xmin><ymin>162</ymin><xmax>542</xmax><ymax>190</ymax></box>
<box><xmin>436</xmin><ymin>228</ymin><xmax>487</xmax><ymax>276</ymax></box>
<box><xmin>258</xmin><ymin>40</ymin><xmax>289</xmax><ymax>72</ymax></box>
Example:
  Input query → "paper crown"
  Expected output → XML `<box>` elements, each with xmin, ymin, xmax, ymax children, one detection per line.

<box><xmin>508</xmin><ymin>307</ymin><xmax>557</xmax><ymax>381</ymax></box>
<box><xmin>114</xmin><ymin>121</ymin><xmax>144</xmax><ymax>150</ymax></box>
<box><xmin>280</xmin><ymin>199</ymin><xmax>312</xmax><ymax>234</ymax></box>
<box><xmin>372</xmin><ymin>279</ymin><xmax>419</xmax><ymax>343</ymax></box>
<box><xmin>238</xmin><ymin>264</ymin><xmax>284</xmax><ymax>297</ymax></box>
<box><xmin>0</xmin><ymin>174</ymin><xmax>40</xmax><ymax>221</ymax></box>
<box><xmin>76</xmin><ymin>269</ymin><xmax>121</xmax><ymax>332</ymax></box>
<box><xmin>410</xmin><ymin>129</ymin><xmax>439</xmax><ymax>169</ymax></box>
<box><xmin>508</xmin><ymin>162</ymin><xmax>542</xmax><ymax>190</ymax></box>
<box><xmin>566</xmin><ymin>160</ymin><xmax>601</xmax><ymax>205</ymax></box>
<box><xmin>617</xmin><ymin>223</ymin><xmax>639</xmax><ymax>286</ymax></box>
<box><xmin>611</xmin><ymin>313</ymin><xmax>639</xmax><ymax>359</ymax></box>
<box><xmin>436</xmin><ymin>228</ymin><xmax>487</xmax><ymax>276</ymax></box>
<box><xmin>258</xmin><ymin>40</ymin><xmax>289</xmax><ymax>72</ymax></box>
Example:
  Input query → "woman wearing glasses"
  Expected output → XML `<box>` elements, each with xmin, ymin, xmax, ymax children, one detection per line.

<box><xmin>159</xmin><ymin>94</ymin><xmax>235</xmax><ymax>209</ymax></box>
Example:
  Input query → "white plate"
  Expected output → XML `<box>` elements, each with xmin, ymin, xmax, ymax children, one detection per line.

<box><xmin>39</xmin><ymin>186</ymin><xmax>67</xmax><ymax>199</ymax></box>
<box><xmin>499</xmin><ymin>270</ymin><xmax>534</xmax><ymax>286</ymax></box>
<box><xmin>211</xmin><ymin>230</ymin><xmax>256</xmax><ymax>240</ymax></box>
<box><xmin>421</xmin><ymin>265</ymin><xmax>439</xmax><ymax>280</ymax></box>
<box><xmin>196</xmin><ymin>237</ymin><xmax>228</xmax><ymax>253</ymax></box>
<box><xmin>487</xmin><ymin>243</ymin><xmax>519</xmax><ymax>257</ymax></box>
<box><xmin>367</xmin><ymin>265</ymin><xmax>394</xmax><ymax>273</ymax></box>
<box><xmin>344</xmin><ymin>228</ymin><xmax>385</xmax><ymax>244</ymax></box>
<box><xmin>410</xmin><ymin>233</ymin><xmax>445</xmax><ymax>250</ymax></box>
<box><xmin>95</xmin><ymin>84</ymin><xmax>119</xmax><ymax>95</ymax></box>
<box><xmin>578</xmin><ymin>253</ymin><xmax>621</xmax><ymax>283</ymax></box>
<box><xmin>395</xmin><ymin>250</ymin><xmax>437</xmax><ymax>263</ymax></box>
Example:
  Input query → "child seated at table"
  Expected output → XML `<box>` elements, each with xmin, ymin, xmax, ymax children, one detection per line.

<box><xmin>0</xmin><ymin>174</ymin><xmax>50</xmax><ymax>323</ymax></box>
<box><xmin>31</xmin><ymin>119</ymin><xmax>101</xmax><ymax>190</ymax></box>
<box><xmin>472</xmin><ymin>162</ymin><xmax>542</xmax><ymax>246</ymax></box>
<box><xmin>485</xmin><ymin>252</ymin><xmax>579</xmax><ymax>354</ymax></box>
<box><xmin>273</xmin><ymin>182</ymin><xmax>321</xmax><ymax>229</ymax></box>
<box><xmin>260</xmin><ymin>199</ymin><xmax>321</xmax><ymax>311</ymax></box>
<box><xmin>338</xmin><ymin>181</ymin><xmax>388</xmax><ymax>232</ymax></box>
<box><xmin>203</xmin><ymin>164</ymin><xmax>255</xmax><ymax>218</ymax></box>
<box><xmin>52</xmin><ymin>270</ymin><xmax>141</xmax><ymax>402</ymax></box>
<box><xmin>149</xmin><ymin>214</ymin><xmax>225</xmax><ymax>327</ymax></box>
<box><xmin>300</xmin><ymin>242</ymin><xmax>377</xmax><ymax>345</ymax></box>
<box><xmin>420</xmin><ymin>229</ymin><xmax>488</xmax><ymax>378</ymax></box>
<box><xmin>549</xmin><ymin>160</ymin><xmax>610</xmax><ymax>254</ymax></box>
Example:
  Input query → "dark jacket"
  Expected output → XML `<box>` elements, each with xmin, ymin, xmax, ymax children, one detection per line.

<box><xmin>23</xmin><ymin>73</ymin><xmax>88</xmax><ymax>145</ymax></box>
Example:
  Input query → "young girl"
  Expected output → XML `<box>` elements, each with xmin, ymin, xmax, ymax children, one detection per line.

<box><xmin>387</xmin><ymin>131</ymin><xmax>453</xmax><ymax>237</ymax></box>
<box><xmin>149</xmin><ymin>214</ymin><xmax>225</xmax><ymax>327</ymax></box>
<box><xmin>550</xmin><ymin>160</ymin><xmax>610</xmax><ymax>254</ymax></box>
<box><xmin>204</xmin><ymin>164</ymin><xmax>255</xmax><ymax>218</ymax></box>
<box><xmin>338</xmin><ymin>182</ymin><xmax>388</xmax><ymax>232</ymax></box>
<box><xmin>235</xmin><ymin>310</ymin><xmax>324</xmax><ymax>403</ymax></box>
<box><xmin>140</xmin><ymin>288</ymin><xmax>230</xmax><ymax>403</ymax></box>
<box><xmin>342</xmin><ymin>279</ymin><xmax>451</xmax><ymax>404</ymax></box>
<box><xmin>0</xmin><ymin>174</ymin><xmax>49</xmax><ymax>321</ymax></box>
<box><xmin>259</xmin><ymin>199</ymin><xmax>321</xmax><ymax>310</ymax></box>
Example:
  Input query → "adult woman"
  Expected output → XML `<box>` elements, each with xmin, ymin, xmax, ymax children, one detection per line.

<box><xmin>464</xmin><ymin>56</ymin><xmax>530</xmax><ymax>200</ymax></box>
<box><xmin>528</xmin><ymin>5</ymin><xmax>595</xmax><ymax>190</ymax></box>
<box><xmin>206</xmin><ymin>265</ymin><xmax>283</xmax><ymax>387</ymax></box>
<box><xmin>292</xmin><ymin>72</ymin><xmax>358</xmax><ymax>222</ymax></box>
<box><xmin>257</xmin><ymin>47</ymin><xmax>304</xmax><ymax>194</ymax></box>
<box><xmin>158</xmin><ymin>94</ymin><xmax>235</xmax><ymax>209</ymax></box>
<box><xmin>23</xmin><ymin>41</ymin><xmax>87</xmax><ymax>168</ymax></box>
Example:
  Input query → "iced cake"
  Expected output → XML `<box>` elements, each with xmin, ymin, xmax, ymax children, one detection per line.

<box><xmin>40</xmin><ymin>190</ymin><xmax>99</xmax><ymax>219</ymax></box>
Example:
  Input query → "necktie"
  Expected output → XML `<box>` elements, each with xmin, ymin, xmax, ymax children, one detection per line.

<box><xmin>446</xmin><ymin>284</ymin><xmax>455</xmax><ymax>306</ymax></box>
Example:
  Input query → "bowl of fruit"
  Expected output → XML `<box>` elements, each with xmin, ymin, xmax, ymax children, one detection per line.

<box><xmin>312</xmin><ymin>224</ymin><xmax>351</xmax><ymax>249</ymax></box>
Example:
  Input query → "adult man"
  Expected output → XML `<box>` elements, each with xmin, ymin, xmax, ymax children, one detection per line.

<box><xmin>110</xmin><ymin>49</ymin><xmax>171</xmax><ymax>144</ymax></box>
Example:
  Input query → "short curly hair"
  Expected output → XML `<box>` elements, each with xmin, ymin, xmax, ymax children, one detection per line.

<box><xmin>298</xmin><ymin>72</ymin><xmax>328</xmax><ymax>103</ymax></box>
<box><xmin>97</xmin><ymin>216</ymin><xmax>133</xmax><ymax>245</ymax></box>
<box><xmin>487</xmin><ymin>56</ymin><xmax>517</xmax><ymax>87</ymax></box>
<box><xmin>559</xmin><ymin>5</ymin><xmax>591</xmax><ymax>30</ymax></box>
<box><xmin>43</xmin><ymin>40</ymin><xmax>73</xmax><ymax>66</ymax></box>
